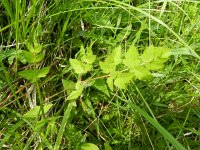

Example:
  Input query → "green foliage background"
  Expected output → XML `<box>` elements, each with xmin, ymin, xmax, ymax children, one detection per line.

<box><xmin>0</xmin><ymin>0</ymin><xmax>200</xmax><ymax>149</ymax></box>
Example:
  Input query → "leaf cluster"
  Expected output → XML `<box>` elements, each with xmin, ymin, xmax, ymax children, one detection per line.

<box><xmin>64</xmin><ymin>44</ymin><xmax>170</xmax><ymax>100</ymax></box>
<box><xmin>18</xmin><ymin>42</ymin><xmax>50</xmax><ymax>83</ymax></box>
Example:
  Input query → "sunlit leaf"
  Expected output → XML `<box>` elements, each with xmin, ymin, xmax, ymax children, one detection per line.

<box><xmin>114</xmin><ymin>73</ymin><xmax>134</xmax><ymax>89</ymax></box>
<box><xmin>123</xmin><ymin>45</ymin><xmax>140</xmax><ymax>68</ymax></box>
<box><xmin>18</xmin><ymin>67</ymin><xmax>50</xmax><ymax>82</ymax></box>
<box><xmin>35</xmin><ymin>53</ymin><xmax>45</xmax><ymax>63</ymax></box>
<box><xmin>21</xmin><ymin>51</ymin><xmax>35</xmax><ymax>64</ymax></box>
<box><xmin>105</xmin><ymin>46</ymin><xmax>121</xmax><ymax>65</ymax></box>
<box><xmin>107</xmin><ymin>77</ymin><xmax>114</xmax><ymax>91</ymax></box>
<box><xmin>99</xmin><ymin>46</ymin><xmax>121</xmax><ymax>74</ymax></box>
<box><xmin>78</xmin><ymin>44</ymin><xmax>96</xmax><ymax>65</ymax></box>
<box><xmin>141</xmin><ymin>46</ymin><xmax>169</xmax><ymax>63</ymax></box>
<box><xmin>21</xmin><ymin>51</ymin><xmax>45</xmax><ymax>64</ymax></box>
<box><xmin>80</xmin><ymin>143</ymin><xmax>99</xmax><ymax>150</ymax></box>
<box><xmin>37</xmin><ymin>67</ymin><xmax>50</xmax><ymax>78</ymax></box>
<box><xmin>131</xmin><ymin>66</ymin><xmax>152</xmax><ymax>80</ymax></box>
<box><xmin>99</xmin><ymin>61</ymin><xmax>116</xmax><ymax>74</ymax></box>
<box><xmin>67</xmin><ymin>86</ymin><xmax>84</xmax><ymax>100</ymax></box>
<box><xmin>141</xmin><ymin>46</ymin><xmax>170</xmax><ymax>70</ymax></box>
<box><xmin>70</xmin><ymin>59</ymin><xmax>92</xmax><ymax>74</ymax></box>
<box><xmin>26</xmin><ymin>42</ymin><xmax>42</xmax><ymax>54</ymax></box>
<box><xmin>18</xmin><ymin>70</ymin><xmax>37</xmax><ymax>83</ymax></box>
<box><xmin>112</xmin><ymin>46</ymin><xmax>122</xmax><ymax>65</ymax></box>
<box><xmin>23</xmin><ymin>103</ymin><xmax>53</xmax><ymax>118</ymax></box>
<box><xmin>81</xmin><ymin>53</ymin><xmax>96</xmax><ymax>64</ymax></box>
<box><xmin>145</xmin><ymin>59</ymin><xmax>166</xmax><ymax>70</ymax></box>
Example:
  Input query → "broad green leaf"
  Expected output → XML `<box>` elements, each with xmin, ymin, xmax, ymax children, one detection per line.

<box><xmin>93</xmin><ymin>79</ymin><xmax>110</xmax><ymax>96</ymax></box>
<box><xmin>37</xmin><ymin>67</ymin><xmax>50</xmax><ymax>78</ymax></box>
<box><xmin>83</xmin><ymin>80</ymin><xmax>95</xmax><ymax>88</ymax></box>
<box><xmin>80</xmin><ymin>143</ymin><xmax>99</xmax><ymax>150</ymax></box>
<box><xmin>141</xmin><ymin>46</ymin><xmax>155</xmax><ymax>63</ymax></box>
<box><xmin>145</xmin><ymin>59</ymin><xmax>166</xmax><ymax>70</ymax></box>
<box><xmin>116</xmin><ymin>24</ymin><xmax>132</xmax><ymax>43</ymax></box>
<box><xmin>112</xmin><ymin>46</ymin><xmax>121</xmax><ymax>65</ymax></box>
<box><xmin>99</xmin><ymin>61</ymin><xmax>116</xmax><ymax>74</ymax></box>
<box><xmin>0</xmin><ymin>49</ymin><xmax>18</xmax><ymax>61</ymax></box>
<box><xmin>67</xmin><ymin>86</ymin><xmax>84</xmax><ymax>100</ymax></box>
<box><xmin>160</xmin><ymin>47</ymin><xmax>170</xmax><ymax>59</ymax></box>
<box><xmin>81</xmin><ymin>53</ymin><xmax>96</xmax><ymax>64</ymax></box>
<box><xmin>23</xmin><ymin>103</ymin><xmax>53</xmax><ymax>118</ymax></box>
<box><xmin>62</xmin><ymin>79</ymin><xmax>75</xmax><ymax>94</ymax></box>
<box><xmin>105</xmin><ymin>46</ymin><xmax>121</xmax><ymax>65</ymax></box>
<box><xmin>33</xmin><ymin>45</ymin><xmax>43</xmax><ymax>54</ymax></box>
<box><xmin>141</xmin><ymin>46</ymin><xmax>170</xmax><ymax>70</ymax></box>
<box><xmin>27</xmin><ymin>42</ymin><xmax>42</xmax><ymax>54</ymax></box>
<box><xmin>99</xmin><ymin>46</ymin><xmax>121</xmax><ymax>74</ymax></box>
<box><xmin>79</xmin><ymin>44</ymin><xmax>96</xmax><ymax>64</ymax></box>
<box><xmin>21</xmin><ymin>51</ymin><xmax>35</xmax><ymax>64</ymax></box>
<box><xmin>35</xmin><ymin>53</ymin><xmax>45</xmax><ymax>63</ymax></box>
<box><xmin>104</xmin><ymin>143</ymin><xmax>113</xmax><ymax>150</ymax></box>
<box><xmin>102</xmin><ymin>111</ymin><xmax>115</xmax><ymax>122</ymax></box>
<box><xmin>141</xmin><ymin>46</ymin><xmax>169</xmax><ymax>63</ymax></box>
<box><xmin>79</xmin><ymin>45</ymin><xmax>86</xmax><ymax>57</ymax></box>
<box><xmin>70</xmin><ymin>59</ymin><xmax>92</xmax><ymax>74</ymax></box>
<box><xmin>18</xmin><ymin>70</ymin><xmax>37</xmax><ymax>83</ymax></box>
<box><xmin>34</xmin><ymin>119</ymin><xmax>48</xmax><ymax>131</ymax></box>
<box><xmin>8</xmin><ymin>50</ymin><xmax>26</xmax><ymax>65</ymax></box>
<box><xmin>131</xmin><ymin>66</ymin><xmax>152</xmax><ymax>80</ymax></box>
<box><xmin>123</xmin><ymin>45</ymin><xmax>140</xmax><ymax>68</ymax></box>
<box><xmin>18</xmin><ymin>67</ymin><xmax>50</xmax><ymax>82</ymax></box>
<box><xmin>107</xmin><ymin>77</ymin><xmax>114</xmax><ymax>91</ymax></box>
<box><xmin>114</xmin><ymin>73</ymin><xmax>134</xmax><ymax>89</ymax></box>
<box><xmin>22</xmin><ymin>51</ymin><xmax>44</xmax><ymax>64</ymax></box>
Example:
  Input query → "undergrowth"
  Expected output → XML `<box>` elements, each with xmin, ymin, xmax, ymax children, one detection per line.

<box><xmin>0</xmin><ymin>0</ymin><xmax>200</xmax><ymax>150</ymax></box>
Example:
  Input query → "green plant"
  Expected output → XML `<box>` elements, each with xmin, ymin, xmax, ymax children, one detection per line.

<box><xmin>1</xmin><ymin>0</ymin><xmax>200</xmax><ymax>149</ymax></box>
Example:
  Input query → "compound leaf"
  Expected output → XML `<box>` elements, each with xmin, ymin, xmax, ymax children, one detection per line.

<box><xmin>131</xmin><ymin>66</ymin><xmax>152</xmax><ymax>80</ymax></box>
<box><xmin>70</xmin><ymin>59</ymin><xmax>92</xmax><ymax>74</ymax></box>
<box><xmin>37</xmin><ymin>67</ymin><xmax>50</xmax><ymax>78</ymax></box>
<box><xmin>107</xmin><ymin>77</ymin><xmax>114</xmax><ymax>91</ymax></box>
<box><xmin>123</xmin><ymin>45</ymin><xmax>140</xmax><ymax>68</ymax></box>
<box><xmin>99</xmin><ymin>61</ymin><xmax>116</xmax><ymax>74</ymax></box>
<box><xmin>67</xmin><ymin>86</ymin><xmax>84</xmax><ymax>100</ymax></box>
<box><xmin>62</xmin><ymin>79</ymin><xmax>75</xmax><ymax>94</ymax></box>
<box><xmin>23</xmin><ymin>103</ymin><xmax>53</xmax><ymax>118</ymax></box>
<box><xmin>114</xmin><ymin>72</ymin><xmax>134</xmax><ymax>89</ymax></box>
<box><xmin>93</xmin><ymin>79</ymin><xmax>110</xmax><ymax>96</ymax></box>
<box><xmin>18</xmin><ymin>70</ymin><xmax>37</xmax><ymax>83</ymax></box>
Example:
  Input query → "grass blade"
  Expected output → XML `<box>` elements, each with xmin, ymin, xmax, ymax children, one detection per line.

<box><xmin>0</xmin><ymin>121</ymin><xmax>24</xmax><ymax>148</ymax></box>
<box><xmin>54</xmin><ymin>102</ymin><xmax>74</xmax><ymax>150</ymax></box>
<box><xmin>127</xmin><ymin>100</ymin><xmax>186</xmax><ymax>150</ymax></box>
